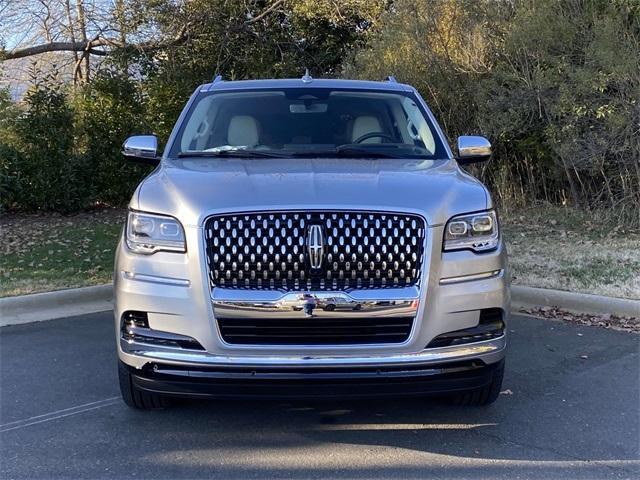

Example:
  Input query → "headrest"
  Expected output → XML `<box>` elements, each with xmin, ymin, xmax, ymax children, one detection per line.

<box><xmin>352</xmin><ymin>116</ymin><xmax>383</xmax><ymax>143</ymax></box>
<box><xmin>228</xmin><ymin>115</ymin><xmax>259</xmax><ymax>146</ymax></box>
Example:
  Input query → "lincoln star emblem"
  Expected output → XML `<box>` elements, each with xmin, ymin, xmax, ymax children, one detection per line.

<box><xmin>306</xmin><ymin>225</ymin><xmax>324</xmax><ymax>269</ymax></box>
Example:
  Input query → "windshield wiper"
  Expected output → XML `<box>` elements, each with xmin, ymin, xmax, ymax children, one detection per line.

<box><xmin>332</xmin><ymin>146</ymin><xmax>404</xmax><ymax>158</ymax></box>
<box><xmin>177</xmin><ymin>149</ymin><xmax>288</xmax><ymax>159</ymax></box>
<box><xmin>177</xmin><ymin>147</ymin><xmax>422</xmax><ymax>160</ymax></box>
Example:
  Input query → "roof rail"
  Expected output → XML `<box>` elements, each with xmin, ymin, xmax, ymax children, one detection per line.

<box><xmin>385</xmin><ymin>75</ymin><xmax>397</xmax><ymax>83</ymax></box>
<box><xmin>212</xmin><ymin>74</ymin><xmax>223</xmax><ymax>84</ymax></box>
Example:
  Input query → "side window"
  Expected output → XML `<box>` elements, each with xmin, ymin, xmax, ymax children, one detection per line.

<box><xmin>402</xmin><ymin>97</ymin><xmax>436</xmax><ymax>154</ymax></box>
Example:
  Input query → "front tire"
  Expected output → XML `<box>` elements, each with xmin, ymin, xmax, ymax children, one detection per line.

<box><xmin>448</xmin><ymin>360</ymin><xmax>505</xmax><ymax>406</ymax></box>
<box><xmin>118</xmin><ymin>360</ymin><xmax>171</xmax><ymax>409</ymax></box>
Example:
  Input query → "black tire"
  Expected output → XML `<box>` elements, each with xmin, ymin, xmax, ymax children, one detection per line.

<box><xmin>448</xmin><ymin>360</ymin><xmax>505</xmax><ymax>406</ymax></box>
<box><xmin>118</xmin><ymin>360</ymin><xmax>172</xmax><ymax>409</ymax></box>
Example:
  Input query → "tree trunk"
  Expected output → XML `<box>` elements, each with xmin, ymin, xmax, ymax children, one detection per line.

<box><xmin>114</xmin><ymin>0</ymin><xmax>128</xmax><ymax>73</ymax></box>
<box><xmin>559</xmin><ymin>154</ymin><xmax>582</xmax><ymax>207</ymax></box>
<box><xmin>64</xmin><ymin>0</ymin><xmax>82</xmax><ymax>84</ymax></box>
<box><xmin>75</xmin><ymin>0</ymin><xmax>90</xmax><ymax>82</ymax></box>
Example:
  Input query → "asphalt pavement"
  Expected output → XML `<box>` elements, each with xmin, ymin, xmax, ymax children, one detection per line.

<box><xmin>0</xmin><ymin>312</ymin><xmax>638</xmax><ymax>479</ymax></box>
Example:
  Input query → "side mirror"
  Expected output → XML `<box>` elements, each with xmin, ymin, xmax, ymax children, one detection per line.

<box><xmin>122</xmin><ymin>135</ymin><xmax>160</xmax><ymax>165</ymax></box>
<box><xmin>456</xmin><ymin>136</ymin><xmax>491</xmax><ymax>165</ymax></box>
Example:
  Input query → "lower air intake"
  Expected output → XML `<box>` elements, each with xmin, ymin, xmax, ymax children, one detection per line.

<box><xmin>217</xmin><ymin>316</ymin><xmax>414</xmax><ymax>345</ymax></box>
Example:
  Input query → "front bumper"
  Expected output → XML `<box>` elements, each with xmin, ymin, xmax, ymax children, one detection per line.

<box><xmin>115</xmin><ymin>223</ymin><xmax>510</xmax><ymax>384</ymax></box>
<box><xmin>119</xmin><ymin>334</ymin><xmax>505</xmax><ymax>368</ymax></box>
<box><xmin>124</xmin><ymin>356</ymin><xmax>505</xmax><ymax>399</ymax></box>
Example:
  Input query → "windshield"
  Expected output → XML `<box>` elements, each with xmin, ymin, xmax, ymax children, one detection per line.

<box><xmin>168</xmin><ymin>88</ymin><xmax>447</xmax><ymax>159</ymax></box>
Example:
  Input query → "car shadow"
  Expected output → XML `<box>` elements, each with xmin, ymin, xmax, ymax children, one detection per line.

<box><xmin>104</xmin><ymin>386</ymin><xmax>638</xmax><ymax>479</ymax></box>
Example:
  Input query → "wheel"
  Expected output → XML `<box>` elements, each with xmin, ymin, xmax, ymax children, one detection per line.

<box><xmin>448</xmin><ymin>360</ymin><xmax>505</xmax><ymax>406</ymax></box>
<box><xmin>323</xmin><ymin>304</ymin><xmax>336</xmax><ymax>311</ymax></box>
<box><xmin>118</xmin><ymin>360</ymin><xmax>172</xmax><ymax>409</ymax></box>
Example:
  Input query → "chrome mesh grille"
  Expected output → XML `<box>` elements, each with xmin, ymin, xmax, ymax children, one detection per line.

<box><xmin>204</xmin><ymin>211</ymin><xmax>425</xmax><ymax>291</ymax></box>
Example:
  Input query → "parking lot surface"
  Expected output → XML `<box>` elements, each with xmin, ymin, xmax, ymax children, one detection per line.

<box><xmin>1</xmin><ymin>312</ymin><xmax>638</xmax><ymax>479</ymax></box>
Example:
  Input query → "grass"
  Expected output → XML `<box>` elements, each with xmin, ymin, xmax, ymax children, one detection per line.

<box><xmin>501</xmin><ymin>204</ymin><xmax>640</xmax><ymax>300</ymax></box>
<box><xmin>0</xmin><ymin>209</ymin><xmax>125</xmax><ymax>297</ymax></box>
<box><xmin>1</xmin><ymin>204</ymin><xmax>638</xmax><ymax>299</ymax></box>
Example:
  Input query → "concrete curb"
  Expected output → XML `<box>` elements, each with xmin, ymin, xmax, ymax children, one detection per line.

<box><xmin>511</xmin><ymin>285</ymin><xmax>639</xmax><ymax>318</ymax></box>
<box><xmin>0</xmin><ymin>285</ymin><xmax>113</xmax><ymax>326</ymax></box>
<box><xmin>1</xmin><ymin>283</ymin><xmax>637</xmax><ymax>327</ymax></box>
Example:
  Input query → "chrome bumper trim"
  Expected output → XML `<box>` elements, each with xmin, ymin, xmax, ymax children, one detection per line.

<box><xmin>123</xmin><ymin>335</ymin><xmax>506</xmax><ymax>368</ymax></box>
<box><xmin>439</xmin><ymin>270</ymin><xmax>503</xmax><ymax>285</ymax></box>
<box><xmin>211</xmin><ymin>287</ymin><xmax>420</xmax><ymax>319</ymax></box>
<box><xmin>211</xmin><ymin>286</ymin><xmax>420</xmax><ymax>301</ymax></box>
<box><xmin>122</xmin><ymin>271</ymin><xmax>191</xmax><ymax>287</ymax></box>
<box><xmin>124</xmin><ymin>325</ymin><xmax>197</xmax><ymax>342</ymax></box>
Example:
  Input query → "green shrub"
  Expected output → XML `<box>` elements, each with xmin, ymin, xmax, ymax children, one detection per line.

<box><xmin>74</xmin><ymin>72</ymin><xmax>152</xmax><ymax>206</ymax></box>
<box><xmin>0</xmin><ymin>143</ymin><xmax>21</xmax><ymax>210</ymax></box>
<box><xmin>0</xmin><ymin>73</ymin><xmax>154</xmax><ymax>213</ymax></box>
<box><xmin>0</xmin><ymin>86</ymin><xmax>21</xmax><ymax>211</ymax></box>
<box><xmin>1</xmin><ymin>84</ymin><xmax>93</xmax><ymax>212</ymax></box>
<box><xmin>345</xmin><ymin>0</ymin><xmax>640</xmax><ymax>224</ymax></box>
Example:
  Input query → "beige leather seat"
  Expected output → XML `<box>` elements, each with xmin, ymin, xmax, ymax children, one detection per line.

<box><xmin>227</xmin><ymin>115</ymin><xmax>259</xmax><ymax>146</ymax></box>
<box><xmin>351</xmin><ymin>116</ymin><xmax>383</xmax><ymax>144</ymax></box>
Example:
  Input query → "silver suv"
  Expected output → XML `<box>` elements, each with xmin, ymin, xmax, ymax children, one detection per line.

<box><xmin>116</xmin><ymin>75</ymin><xmax>508</xmax><ymax>409</ymax></box>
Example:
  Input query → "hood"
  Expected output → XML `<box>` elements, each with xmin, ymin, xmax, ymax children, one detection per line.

<box><xmin>134</xmin><ymin>158</ymin><xmax>488</xmax><ymax>227</ymax></box>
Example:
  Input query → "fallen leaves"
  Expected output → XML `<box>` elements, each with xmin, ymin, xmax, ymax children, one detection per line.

<box><xmin>2</xmin><ymin>208</ymin><xmax>125</xmax><ymax>255</ymax></box>
<box><xmin>520</xmin><ymin>306</ymin><xmax>639</xmax><ymax>334</ymax></box>
<box><xmin>501</xmin><ymin>205</ymin><xmax>640</xmax><ymax>300</ymax></box>
<box><xmin>1</xmin><ymin>208</ymin><xmax>125</xmax><ymax>297</ymax></box>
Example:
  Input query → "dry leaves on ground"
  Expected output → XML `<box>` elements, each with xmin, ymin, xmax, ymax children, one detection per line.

<box><xmin>520</xmin><ymin>306</ymin><xmax>639</xmax><ymax>334</ymax></box>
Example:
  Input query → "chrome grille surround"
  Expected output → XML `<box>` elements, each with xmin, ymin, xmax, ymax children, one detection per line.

<box><xmin>204</xmin><ymin>211</ymin><xmax>426</xmax><ymax>291</ymax></box>
<box><xmin>210</xmin><ymin>287</ymin><xmax>420</xmax><ymax>346</ymax></box>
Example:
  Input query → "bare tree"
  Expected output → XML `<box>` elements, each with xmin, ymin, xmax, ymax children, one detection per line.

<box><xmin>74</xmin><ymin>0</ymin><xmax>90</xmax><ymax>81</ymax></box>
<box><xmin>63</xmin><ymin>0</ymin><xmax>81</xmax><ymax>83</ymax></box>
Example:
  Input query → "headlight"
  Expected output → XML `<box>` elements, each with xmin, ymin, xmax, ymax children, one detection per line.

<box><xmin>444</xmin><ymin>210</ymin><xmax>499</xmax><ymax>252</ymax></box>
<box><xmin>126</xmin><ymin>211</ymin><xmax>186</xmax><ymax>254</ymax></box>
